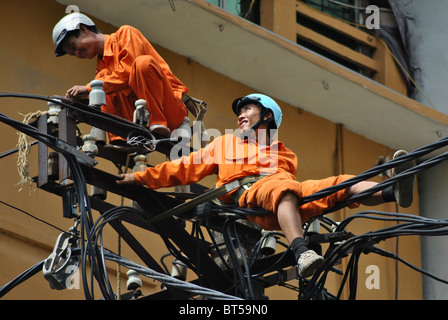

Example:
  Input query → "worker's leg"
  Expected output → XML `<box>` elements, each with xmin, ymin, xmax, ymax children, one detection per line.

<box><xmin>276</xmin><ymin>192</ymin><xmax>324</xmax><ymax>278</ymax></box>
<box><xmin>339</xmin><ymin>150</ymin><xmax>415</xmax><ymax>208</ymax></box>
<box><xmin>277</xmin><ymin>192</ymin><xmax>324</xmax><ymax>278</ymax></box>
<box><xmin>347</xmin><ymin>180</ymin><xmax>384</xmax><ymax>206</ymax></box>
<box><xmin>298</xmin><ymin>175</ymin><xmax>361</xmax><ymax>223</ymax></box>
<box><xmin>129</xmin><ymin>55</ymin><xmax>187</xmax><ymax>136</ymax></box>
<box><xmin>239</xmin><ymin>173</ymin><xmax>324</xmax><ymax>278</ymax></box>
<box><xmin>101</xmin><ymin>92</ymin><xmax>137</xmax><ymax>144</ymax></box>
<box><xmin>277</xmin><ymin>191</ymin><xmax>304</xmax><ymax>242</ymax></box>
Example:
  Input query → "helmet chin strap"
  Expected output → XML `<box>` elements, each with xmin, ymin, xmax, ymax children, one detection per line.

<box><xmin>240</xmin><ymin>110</ymin><xmax>275</xmax><ymax>140</ymax></box>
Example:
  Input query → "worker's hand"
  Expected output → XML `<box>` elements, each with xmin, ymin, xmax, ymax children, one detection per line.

<box><xmin>116</xmin><ymin>173</ymin><xmax>136</xmax><ymax>185</ymax></box>
<box><xmin>66</xmin><ymin>85</ymin><xmax>89</xmax><ymax>99</ymax></box>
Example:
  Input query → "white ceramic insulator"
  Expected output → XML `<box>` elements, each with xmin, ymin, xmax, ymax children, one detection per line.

<box><xmin>89</xmin><ymin>80</ymin><xmax>106</xmax><ymax>107</ymax></box>
<box><xmin>126</xmin><ymin>269</ymin><xmax>142</xmax><ymax>290</ymax></box>
<box><xmin>133</xmin><ymin>99</ymin><xmax>150</xmax><ymax>127</ymax></box>
<box><xmin>81</xmin><ymin>134</ymin><xmax>98</xmax><ymax>156</ymax></box>
<box><xmin>47</xmin><ymin>99</ymin><xmax>62</xmax><ymax>125</ymax></box>
<box><xmin>260</xmin><ymin>230</ymin><xmax>276</xmax><ymax>256</ymax></box>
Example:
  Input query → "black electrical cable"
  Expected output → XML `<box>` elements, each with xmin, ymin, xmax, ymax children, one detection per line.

<box><xmin>325</xmin><ymin>151</ymin><xmax>448</xmax><ymax>214</ymax></box>
<box><xmin>3</xmin><ymin>91</ymin><xmax>448</xmax><ymax>300</ymax></box>
<box><xmin>204</xmin><ymin>225</ymin><xmax>232</xmax><ymax>271</ymax></box>
<box><xmin>0</xmin><ymin>109</ymin><xmax>105</xmax><ymax>299</ymax></box>
<box><xmin>0</xmin><ymin>140</ymin><xmax>38</xmax><ymax>159</ymax></box>
<box><xmin>232</xmin><ymin>220</ymin><xmax>255</xmax><ymax>299</ymax></box>
<box><xmin>370</xmin><ymin>246</ymin><xmax>448</xmax><ymax>285</ymax></box>
<box><xmin>300</xmin><ymin>211</ymin><xmax>448</xmax><ymax>300</ymax></box>
<box><xmin>102</xmin><ymin>250</ymin><xmax>242</xmax><ymax>300</ymax></box>
<box><xmin>64</xmin><ymin>154</ymin><xmax>102</xmax><ymax>300</ymax></box>
<box><xmin>0</xmin><ymin>92</ymin><xmax>191</xmax><ymax>156</ymax></box>
<box><xmin>248</xmin><ymin>245</ymin><xmax>291</xmax><ymax>279</ymax></box>
<box><xmin>191</xmin><ymin>221</ymin><xmax>207</xmax><ymax>287</ymax></box>
<box><xmin>0</xmin><ymin>199</ymin><xmax>66</xmax><ymax>233</ymax></box>
<box><xmin>0</xmin><ymin>260</ymin><xmax>44</xmax><ymax>298</ymax></box>
<box><xmin>223</xmin><ymin>216</ymin><xmax>247</xmax><ymax>298</ymax></box>
<box><xmin>300</xmin><ymin>136</ymin><xmax>448</xmax><ymax>206</ymax></box>
<box><xmin>0</xmin><ymin>92</ymin><xmax>138</xmax><ymax>133</ymax></box>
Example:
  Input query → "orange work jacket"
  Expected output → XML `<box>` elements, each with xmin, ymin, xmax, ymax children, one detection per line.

<box><xmin>86</xmin><ymin>25</ymin><xmax>188</xmax><ymax>100</ymax></box>
<box><xmin>133</xmin><ymin>133</ymin><xmax>357</xmax><ymax>230</ymax></box>
<box><xmin>133</xmin><ymin>133</ymin><xmax>297</xmax><ymax>203</ymax></box>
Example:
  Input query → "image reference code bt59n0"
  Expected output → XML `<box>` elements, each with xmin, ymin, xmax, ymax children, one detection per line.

<box><xmin>178</xmin><ymin>303</ymin><xmax>268</xmax><ymax>317</ymax></box>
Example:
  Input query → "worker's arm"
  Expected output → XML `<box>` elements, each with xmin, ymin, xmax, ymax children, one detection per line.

<box><xmin>117</xmin><ymin>137</ymin><xmax>219</xmax><ymax>189</ymax></box>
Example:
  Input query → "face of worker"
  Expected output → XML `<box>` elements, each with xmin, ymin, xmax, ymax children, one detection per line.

<box><xmin>237</xmin><ymin>104</ymin><xmax>271</xmax><ymax>134</ymax></box>
<box><xmin>61</xmin><ymin>26</ymin><xmax>99</xmax><ymax>59</ymax></box>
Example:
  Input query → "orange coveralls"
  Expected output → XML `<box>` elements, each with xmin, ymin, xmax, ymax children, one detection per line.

<box><xmin>86</xmin><ymin>25</ymin><xmax>188</xmax><ymax>142</ymax></box>
<box><xmin>133</xmin><ymin>134</ymin><xmax>359</xmax><ymax>230</ymax></box>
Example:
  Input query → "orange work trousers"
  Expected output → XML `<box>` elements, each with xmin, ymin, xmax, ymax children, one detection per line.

<box><xmin>101</xmin><ymin>55</ymin><xmax>187</xmax><ymax>143</ymax></box>
<box><xmin>238</xmin><ymin>172</ymin><xmax>359</xmax><ymax>230</ymax></box>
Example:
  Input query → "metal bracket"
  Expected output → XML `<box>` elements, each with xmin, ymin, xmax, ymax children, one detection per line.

<box><xmin>55</xmin><ymin>139</ymin><xmax>97</xmax><ymax>167</ymax></box>
<box><xmin>42</xmin><ymin>226</ymin><xmax>80</xmax><ymax>290</ymax></box>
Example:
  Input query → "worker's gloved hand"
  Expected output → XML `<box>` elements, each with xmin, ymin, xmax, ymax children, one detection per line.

<box><xmin>116</xmin><ymin>173</ymin><xmax>136</xmax><ymax>185</ymax></box>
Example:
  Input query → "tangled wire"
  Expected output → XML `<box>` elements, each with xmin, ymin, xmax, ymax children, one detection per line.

<box><xmin>1</xmin><ymin>93</ymin><xmax>448</xmax><ymax>300</ymax></box>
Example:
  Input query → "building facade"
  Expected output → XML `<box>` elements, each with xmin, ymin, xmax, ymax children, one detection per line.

<box><xmin>1</xmin><ymin>0</ymin><xmax>446</xmax><ymax>300</ymax></box>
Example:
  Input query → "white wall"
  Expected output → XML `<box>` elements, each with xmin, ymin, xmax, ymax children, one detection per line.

<box><xmin>418</xmin><ymin>160</ymin><xmax>448</xmax><ymax>299</ymax></box>
<box><xmin>394</xmin><ymin>0</ymin><xmax>448</xmax><ymax>299</ymax></box>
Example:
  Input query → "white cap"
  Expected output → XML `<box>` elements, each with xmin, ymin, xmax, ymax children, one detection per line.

<box><xmin>52</xmin><ymin>12</ymin><xmax>96</xmax><ymax>57</ymax></box>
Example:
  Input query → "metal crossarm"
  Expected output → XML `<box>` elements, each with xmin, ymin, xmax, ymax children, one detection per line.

<box><xmin>146</xmin><ymin>175</ymin><xmax>264</xmax><ymax>224</ymax></box>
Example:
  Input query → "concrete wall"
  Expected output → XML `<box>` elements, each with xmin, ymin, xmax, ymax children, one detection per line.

<box><xmin>0</xmin><ymin>0</ymin><xmax>422</xmax><ymax>299</ymax></box>
<box><xmin>393</xmin><ymin>0</ymin><xmax>448</xmax><ymax>300</ymax></box>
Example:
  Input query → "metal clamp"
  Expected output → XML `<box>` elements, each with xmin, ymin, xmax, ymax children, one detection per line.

<box><xmin>42</xmin><ymin>225</ymin><xmax>80</xmax><ymax>290</ymax></box>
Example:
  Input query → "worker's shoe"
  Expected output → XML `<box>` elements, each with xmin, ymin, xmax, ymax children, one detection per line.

<box><xmin>150</xmin><ymin>124</ymin><xmax>171</xmax><ymax>137</ymax></box>
<box><xmin>297</xmin><ymin>250</ymin><xmax>325</xmax><ymax>278</ymax></box>
<box><xmin>392</xmin><ymin>150</ymin><xmax>415</xmax><ymax>208</ymax></box>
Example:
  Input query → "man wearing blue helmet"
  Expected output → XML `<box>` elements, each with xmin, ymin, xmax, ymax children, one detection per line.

<box><xmin>117</xmin><ymin>93</ymin><xmax>414</xmax><ymax>279</ymax></box>
<box><xmin>231</xmin><ymin>93</ymin><xmax>283</xmax><ymax>133</ymax></box>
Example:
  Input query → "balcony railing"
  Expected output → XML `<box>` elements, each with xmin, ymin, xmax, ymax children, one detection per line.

<box><xmin>258</xmin><ymin>0</ymin><xmax>407</xmax><ymax>95</ymax></box>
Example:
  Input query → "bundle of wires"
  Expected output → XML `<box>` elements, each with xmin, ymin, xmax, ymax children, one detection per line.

<box><xmin>2</xmin><ymin>91</ymin><xmax>448</xmax><ymax>300</ymax></box>
<box><xmin>211</xmin><ymin>212</ymin><xmax>290</xmax><ymax>300</ymax></box>
<box><xmin>0</xmin><ymin>109</ymin><xmax>109</xmax><ymax>299</ymax></box>
<box><xmin>87</xmin><ymin>205</ymin><xmax>242</xmax><ymax>300</ymax></box>
<box><xmin>300</xmin><ymin>211</ymin><xmax>448</xmax><ymax>300</ymax></box>
<box><xmin>300</xmin><ymin>135</ymin><xmax>448</xmax><ymax>209</ymax></box>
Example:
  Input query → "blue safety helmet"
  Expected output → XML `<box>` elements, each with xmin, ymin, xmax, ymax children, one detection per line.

<box><xmin>232</xmin><ymin>93</ymin><xmax>283</xmax><ymax>129</ymax></box>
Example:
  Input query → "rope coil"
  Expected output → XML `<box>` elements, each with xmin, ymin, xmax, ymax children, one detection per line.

<box><xmin>16</xmin><ymin>110</ymin><xmax>47</xmax><ymax>194</ymax></box>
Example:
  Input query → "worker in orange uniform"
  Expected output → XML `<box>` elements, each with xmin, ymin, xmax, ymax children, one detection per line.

<box><xmin>52</xmin><ymin>12</ymin><xmax>188</xmax><ymax>142</ymax></box>
<box><xmin>116</xmin><ymin>93</ymin><xmax>415</xmax><ymax>278</ymax></box>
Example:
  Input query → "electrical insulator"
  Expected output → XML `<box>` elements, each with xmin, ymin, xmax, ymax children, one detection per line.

<box><xmin>308</xmin><ymin>219</ymin><xmax>320</xmax><ymax>234</ymax></box>
<box><xmin>81</xmin><ymin>134</ymin><xmax>98</xmax><ymax>157</ymax></box>
<box><xmin>89</xmin><ymin>80</ymin><xmax>106</xmax><ymax>108</ymax></box>
<box><xmin>126</xmin><ymin>269</ymin><xmax>142</xmax><ymax>290</ymax></box>
<box><xmin>307</xmin><ymin>219</ymin><xmax>322</xmax><ymax>256</ymax></box>
<box><xmin>133</xmin><ymin>154</ymin><xmax>148</xmax><ymax>172</ymax></box>
<box><xmin>131</xmin><ymin>154</ymin><xmax>148</xmax><ymax>208</ymax></box>
<box><xmin>133</xmin><ymin>99</ymin><xmax>150</xmax><ymax>127</ymax></box>
<box><xmin>82</xmin><ymin>134</ymin><xmax>107</xmax><ymax>200</ymax></box>
<box><xmin>90</xmin><ymin>127</ymin><xmax>106</xmax><ymax>146</ymax></box>
<box><xmin>260</xmin><ymin>230</ymin><xmax>276</xmax><ymax>256</ymax></box>
<box><xmin>88</xmin><ymin>80</ymin><xmax>107</xmax><ymax>146</ymax></box>
<box><xmin>171</xmin><ymin>259</ymin><xmax>187</xmax><ymax>281</ymax></box>
<box><xmin>47</xmin><ymin>99</ymin><xmax>62</xmax><ymax>125</ymax></box>
<box><xmin>172</xmin><ymin>116</ymin><xmax>191</xmax><ymax>142</ymax></box>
